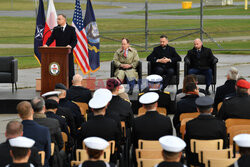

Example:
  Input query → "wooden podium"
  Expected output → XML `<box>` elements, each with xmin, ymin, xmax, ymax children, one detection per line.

<box><xmin>38</xmin><ymin>47</ymin><xmax>71</xmax><ymax>95</ymax></box>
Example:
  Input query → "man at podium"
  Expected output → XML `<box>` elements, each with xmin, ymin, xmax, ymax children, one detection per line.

<box><xmin>44</xmin><ymin>14</ymin><xmax>77</xmax><ymax>87</ymax></box>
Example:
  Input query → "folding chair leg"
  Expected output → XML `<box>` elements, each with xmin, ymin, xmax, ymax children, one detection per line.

<box><xmin>15</xmin><ymin>82</ymin><xmax>17</xmax><ymax>91</ymax></box>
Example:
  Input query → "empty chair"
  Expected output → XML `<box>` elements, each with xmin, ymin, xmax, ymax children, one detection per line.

<box><xmin>225</xmin><ymin>118</ymin><xmax>250</xmax><ymax>133</ymax></box>
<box><xmin>227</xmin><ymin>125</ymin><xmax>250</xmax><ymax>145</ymax></box>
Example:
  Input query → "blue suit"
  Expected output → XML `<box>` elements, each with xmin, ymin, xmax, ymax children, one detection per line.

<box><xmin>22</xmin><ymin>120</ymin><xmax>51</xmax><ymax>167</ymax></box>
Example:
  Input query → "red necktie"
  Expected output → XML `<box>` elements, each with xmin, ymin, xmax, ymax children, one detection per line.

<box><xmin>124</xmin><ymin>50</ymin><xmax>127</xmax><ymax>57</ymax></box>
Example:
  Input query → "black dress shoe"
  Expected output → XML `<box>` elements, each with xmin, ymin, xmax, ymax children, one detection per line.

<box><xmin>205</xmin><ymin>89</ymin><xmax>211</xmax><ymax>95</ymax></box>
<box><xmin>127</xmin><ymin>88</ymin><xmax>133</xmax><ymax>95</ymax></box>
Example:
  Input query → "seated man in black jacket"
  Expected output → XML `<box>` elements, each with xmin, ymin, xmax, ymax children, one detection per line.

<box><xmin>147</xmin><ymin>35</ymin><xmax>181</xmax><ymax>90</ymax></box>
<box><xmin>0</xmin><ymin>121</ymin><xmax>42</xmax><ymax>167</ymax></box>
<box><xmin>184</xmin><ymin>38</ymin><xmax>218</xmax><ymax>95</ymax></box>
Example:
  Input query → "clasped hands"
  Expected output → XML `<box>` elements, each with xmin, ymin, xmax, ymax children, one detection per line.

<box><xmin>156</xmin><ymin>57</ymin><xmax>171</xmax><ymax>64</ymax></box>
<box><xmin>120</xmin><ymin>64</ymin><xmax>132</xmax><ymax>69</ymax></box>
<box><xmin>43</xmin><ymin>45</ymin><xmax>72</xmax><ymax>48</ymax></box>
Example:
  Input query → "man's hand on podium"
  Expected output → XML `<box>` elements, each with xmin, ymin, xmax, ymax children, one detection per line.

<box><xmin>66</xmin><ymin>45</ymin><xmax>72</xmax><ymax>48</ymax></box>
<box><xmin>43</xmin><ymin>45</ymin><xmax>48</xmax><ymax>47</ymax></box>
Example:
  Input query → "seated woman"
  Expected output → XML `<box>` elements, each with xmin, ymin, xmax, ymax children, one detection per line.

<box><xmin>79</xmin><ymin>137</ymin><xmax>115</xmax><ymax>167</ymax></box>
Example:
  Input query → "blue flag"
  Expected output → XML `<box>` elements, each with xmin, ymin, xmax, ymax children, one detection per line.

<box><xmin>83</xmin><ymin>0</ymin><xmax>100</xmax><ymax>72</ymax></box>
<box><xmin>34</xmin><ymin>0</ymin><xmax>45</xmax><ymax>64</ymax></box>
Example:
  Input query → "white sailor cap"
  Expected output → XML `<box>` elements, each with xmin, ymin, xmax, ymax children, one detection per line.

<box><xmin>84</xmin><ymin>137</ymin><xmax>109</xmax><ymax>150</ymax></box>
<box><xmin>233</xmin><ymin>134</ymin><xmax>250</xmax><ymax>148</ymax></box>
<box><xmin>89</xmin><ymin>88</ymin><xmax>112</xmax><ymax>109</ymax></box>
<box><xmin>159</xmin><ymin>135</ymin><xmax>186</xmax><ymax>152</ymax></box>
<box><xmin>41</xmin><ymin>91</ymin><xmax>61</xmax><ymax>98</ymax></box>
<box><xmin>139</xmin><ymin>92</ymin><xmax>159</xmax><ymax>104</ymax></box>
<box><xmin>146</xmin><ymin>74</ymin><xmax>163</xmax><ymax>83</ymax></box>
<box><xmin>9</xmin><ymin>136</ymin><xmax>35</xmax><ymax>148</ymax></box>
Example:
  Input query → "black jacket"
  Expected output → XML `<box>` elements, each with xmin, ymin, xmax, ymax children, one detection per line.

<box><xmin>217</xmin><ymin>93</ymin><xmax>250</xmax><ymax>120</ymax></box>
<box><xmin>67</xmin><ymin>86</ymin><xmax>92</xmax><ymax>103</ymax></box>
<box><xmin>173</xmin><ymin>94</ymin><xmax>199</xmax><ymax>135</ymax></box>
<box><xmin>132</xmin><ymin>111</ymin><xmax>173</xmax><ymax>148</ymax></box>
<box><xmin>147</xmin><ymin>45</ymin><xmax>181</xmax><ymax>69</ymax></box>
<box><xmin>138</xmin><ymin>88</ymin><xmax>174</xmax><ymax>114</ymax></box>
<box><xmin>184</xmin><ymin>46</ymin><xmax>218</xmax><ymax>70</ymax></box>
<box><xmin>213</xmin><ymin>80</ymin><xmax>236</xmax><ymax>113</ymax></box>
<box><xmin>229</xmin><ymin>155</ymin><xmax>250</xmax><ymax>167</ymax></box>
<box><xmin>78</xmin><ymin>115</ymin><xmax>121</xmax><ymax>149</ymax></box>
<box><xmin>0</xmin><ymin>140</ymin><xmax>42</xmax><ymax>167</ymax></box>
<box><xmin>80</xmin><ymin>160</ymin><xmax>115</xmax><ymax>167</ymax></box>
<box><xmin>33</xmin><ymin>114</ymin><xmax>64</xmax><ymax>151</ymax></box>
<box><xmin>107</xmin><ymin>95</ymin><xmax>134</xmax><ymax>128</ymax></box>
<box><xmin>184</xmin><ymin>114</ymin><xmax>227</xmax><ymax>166</ymax></box>
<box><xmin>156</xmin><ymin>161</ymin><xmax>184</xmax><ymax>167</ymax></box>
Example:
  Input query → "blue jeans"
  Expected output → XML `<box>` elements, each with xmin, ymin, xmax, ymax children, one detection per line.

<box><xmin>188</xmin><ymin>68</ymin><xmax>212</xmax><ymax>88</ymax></box>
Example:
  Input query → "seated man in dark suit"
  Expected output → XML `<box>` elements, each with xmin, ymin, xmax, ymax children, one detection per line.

<box><xmin>229</xmin><ymin>134</ymin><xmax>250</xmax><ymax>167</ymax></box>
<box><xmin>78</xmin><ymin>88</ymin><xmax>121</xmax><ymax>149</ymax></box>
<box><xmin>155</xmin><ymin>135</ymin><xmax>186</xmax><ymax>167</ymax></box>
<box><xmin>7</xmin><ymin>136</ymin><xmax>36</xmax><ymax>167</ymax></box>
<box><xmin>184</xmin><ymin>96</ymin><xmax>227</xmax><ymax>166</ymax></box>
<box><xmin>147</xmin><ymin>35</ymin><xmax>181</xmax><ymax>90</ymax></box>
<box><xmin>173</xmin><ymin>82</ymin><xmax>200</xmax><ymax>136</ymax></box>
<box><xmin>217</xmin><ymin>79</ymin><xmax>250</xmax><ymax>120</ymax></box>
<box><xmin>184</xmin><ymin>38</ymin><xmax>218</xmax><ymax>95</ymax></box>
<box><xmin>213</xmin><ymin>67</ymin><xmax>238</xmax><ymax>113</ymax></box>
<box><xmin>67</xmin><ymin>74</ymin><xmax>92</xmax><ymax>103</ymax></box>
<box><xmin>138</xmin><ymin>74</ymin><xmax>173</xmax><ymax>114</ymax></box>
<box><xmin>17</xmin><ymin>101</ymin><xmax>51</xmax><ymax>167</ymax></box>
<box><xmin>0</xmin><ymin>121</ymin><xmax>41</xmax><ymax>167</ymax></box>
<box><xmin>132</xmin><ymin>92</ymin><xmax>173</xmax><ymax>149</ymax></box>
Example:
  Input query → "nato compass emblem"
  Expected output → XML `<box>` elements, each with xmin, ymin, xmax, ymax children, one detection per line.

<box><xmin>49</xmin><ymin>62</ymin><xmax>60</xmax><ymax>76</ymax></box>
<box><xmin>35</xmin><ymin>25</ymin><xmax>44</xmax><ymax>40</ymax></box>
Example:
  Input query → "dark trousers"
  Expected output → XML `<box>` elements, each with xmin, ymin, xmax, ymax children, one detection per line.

<box><xmin>188</xmin><ymin>68</ymin><xmax>212</xmax><ymax>88</ymax></box>
<box><xmin>153</xmin><ymin>66</ymin><xmax>174</xmax><ymax>89</ymax></box>
<box><xmin>69</xmin><ymin>53</ymin><xmax>75</xmax><ymax>87</ymax></box>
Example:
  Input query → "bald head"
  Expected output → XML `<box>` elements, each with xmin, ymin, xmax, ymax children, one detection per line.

<box><xmin>194</xmin><ymin>38</ymin><xmax>203</xmax><ymax>50</ymax></box>
<box><xmin>72</xmin><ymin>74</ymin><xmax>83</xmax><ymax>86</ymax></box>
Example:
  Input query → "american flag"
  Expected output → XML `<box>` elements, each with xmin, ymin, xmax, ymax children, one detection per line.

<box><xmin>72</xmin><ymin>0</ymin><xmax>90</xmax><ymax>74</ymax></box>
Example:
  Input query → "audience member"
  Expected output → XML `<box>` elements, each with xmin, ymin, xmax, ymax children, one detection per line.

<box><xmin>78</xmin><ymin>137</ymin><xmax>115</xmax><ymax>167</ymax></box>
<box><xmin>106</xmin><ymin>78</ymin><xmax>134</xmax><ymax>128</ymax></box>
<box><xmin>173</xmin><ymin>82</ymin><xmax>199</xmax><ymax>136</ymax></box>
<box><xmin>67</xmin><ymin>74</ymin><xmax>92</xmax><ymax>103</ymax></box>
<box><xmin>113</xmin><ymin>38</ymin><xmax>139</xmax><ymax>95</ymax></box>
<box><xmin>138</xmin><ymin>74</ymin><xmax>173</xmax><ymax>114</ymax></box>
<box><xmin>147</xmin><ymin>35</ymin><xmax>181</xmax><ymax>90</ymax></box>
<box><xmin>229</xmin><ymin>134</ymin><xmax>250</xmax><ymax>167</ymax></box>
<box><xmin>184</xmin><ymin>38</ymin><xmax>218</xmax><ymax>95</ymax></box>
<box><xmin>217</xmin><ymin>79</ymin><xmax>250</xmax><ymax>120</ymax></box>
<box><xmin>184</xmin><ymin>96</ymin><xmax>227</xmax><ymax>166</ymax></box>
<box><xmin>213</xmin><ymin>67</ymin><xmax>238</xmax><ymax>113</ymax></box>
<box><xmin>7</xmin><ymin>136</ymin><xmax>35</xmax><ymax>167</ymax></box>
<box><xmin>17</xmin><ymin>101</ymin><xmax>51</xmax><ymax>167</ymax></box>
<box><xmin>0</xmin><ymin>121</ymin><xmax>41</xmax><ymax>167</ymax></box>
<box><xmin>156</xmin><ymin>135</ymin><xmax>186</xmax><ymax>167</ymax></box>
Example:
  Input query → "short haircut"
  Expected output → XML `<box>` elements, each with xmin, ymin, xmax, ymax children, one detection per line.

<box><xmin>86</xmin><ymin>148</ymin><xmax>103</xmax><ymax>159</ymax></box>
<box><xmin>183</xmin><ymin>74</ymin><xmax>198</xmax><ymax>93</ymax></box>
<box><xmin>228</xmin><ymin>67</ymin><xmax>239</xmax><ymax>80</ymax></box>
<box><xmin>144</xmin><ymin>102</ymin><xmax>157</xmax><ymax>111</ymax></box>
<box><xmin>160</xmin><ymin>35</ymin><xmax>168</xmax><ymax>39</ymax></box>
<box><xmin>11</xmin><ymin>147</ymin><xmax>30</xmax><ymax>160</ymax></box>
<box><xmin>58</xmin><ymin>14</ymin><xmax>66</xmax><ymax>19</ymax></box>
<box><xmin>6</xmin><ymin>121</ymin><xmax>23</xmax><ymax>137</ymax></box>
<box><xmin>162</xmin><ymin>150</ymin><xmax>180</xmax><ymax>160</ymax></box>
<box><xmin>122</xmin><ymin>37</ymin><xmax>129</xmax><ymax>44</ymax></box>
<box><xmin>16</xmin><ymin>101</ymin><xmax>33</xmax><ymax>119</ymax></box>
<box><xmin>31</xmin><ymin>97</ymin><xmax>45</xmax><ymax>113</ymax></box>
<box><xmin>185</xmin><ymin>82</ymin><xmax>197</xmax><ymax>92</ymax></box>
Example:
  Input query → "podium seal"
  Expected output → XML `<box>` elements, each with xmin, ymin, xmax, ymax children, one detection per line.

<box><xmin>49</xmin><ymin>62</ymin><xmax>60</xmax><ymax>76</ymax></box>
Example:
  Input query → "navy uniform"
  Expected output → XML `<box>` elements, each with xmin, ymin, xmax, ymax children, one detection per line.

<box><xmin>133</xmin><ymin>92</ymin><xmax>173</xmax><ymax>148</ymax></box>
<box><xmin>184</xmin><ymin>96</ymin><xmax>227</xmax><ymax>166</ymax></box>
<box><xmin>138</xmin><ymin>75</ymin><xmax>174</xmax><ymax>114</ymax></box>
<box><xmin>155</xmin><ymin>136</ymin><xmax>186</xmax><ymax>167</ymax></box>
<box><xmin>78</xmin><ymin>89</ymin><xmax>121</xmax><ymax>149</ymax></box>
<box><xmin>67</xmin><ymin>85</ymin><xmax>92</xmax><ymax>103</ymax></box>
<box><xmin>217</xmin><ymin>79</ymin><xmax>250</xmax><ymax>120</ymax></box>
<box><xmin>229</xmin><ymin>134</ymin><xmax>250</xmax><ymax>167</ymax></box>
<box><xmin>6</xmin><ymin>137</ymin><xmax>36</xmax><ymax>167</ymax></box>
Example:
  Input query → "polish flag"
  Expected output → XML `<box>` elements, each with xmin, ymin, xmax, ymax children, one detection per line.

<box><xmin>43</xmin><ymin>0</ymin><xmax>57</xmax><ymax>46</ymax></box>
